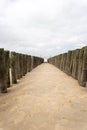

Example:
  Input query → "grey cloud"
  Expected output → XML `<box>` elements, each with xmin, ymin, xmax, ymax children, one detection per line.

<box><xmin>0</xmin><ymin>0</ymin><xmax>87</xmax><ymax>58</ymax></box>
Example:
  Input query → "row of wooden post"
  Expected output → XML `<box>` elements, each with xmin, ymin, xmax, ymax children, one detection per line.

<box><xmin>0</xmin><ymin>49</ymin><xmax>44</xmax><ymax>93</ymax></box>
<box><xmin>48</xmin><ymin>46</ymin><xmax>87</xmax><ymax>87</ymax></box>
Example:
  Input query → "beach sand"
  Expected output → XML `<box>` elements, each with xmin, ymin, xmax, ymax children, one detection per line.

<box><xmin>0</xmin><ymin>63</ymin><xmax>87</xmax><ymax>130</ymax></box>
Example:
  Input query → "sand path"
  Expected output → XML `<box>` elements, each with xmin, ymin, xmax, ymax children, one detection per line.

<box><xmin>0</xmin><ymin>63</ymin><xmax>87</xmax><ymax>130</ymax></box>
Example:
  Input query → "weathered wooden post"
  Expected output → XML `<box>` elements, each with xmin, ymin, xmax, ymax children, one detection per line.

<box><xmin>71</xmin><ymin>49</ymin><xmax>80</xmax><ymax>79</ymax></box>
<box><xmin>23</xmin><ymin>54</ymin><xmax>27</xmax><ymax>76</ymax></box>
<box><xmin>24</xmin><ymin>55</ymin><xmax>27</xmax><ymax>74</ymax></box>
<box><xmin>78</xmin><ymin>47</ymin><xmax>87</xmax><ymax>87</ymax></box>
<box><xmin>11</xmin><ymin>52</ymin><xmax>17</xmax><ymax>84</ymax></box>
<box><xmin>65</xmin><ymin>51</ymin><xmax>72</xmax><ymax>75</ymax></box>
<box><xmin>0</xmin><ymin>49</ymin><xmax>7</xmax><ymax>93</ymax></box>
<box><xmin>27</xmin><ymin>55</ymin><xmax>31</xmax><ymax>72</ymax></box>
<box><xmin>28</xmin><ymin>55</ymin><xmax>31</xmax><ymax>72</ymax></box>
<box><xmin>19</xmin><ymin>54</ymin><xmax>23</xmax><ymax>78</ymax></box>
<box><xmin>63</xmin><ymin>53</ymin><xmax>67</xmax><ymax>72</ymax></box>
<box><xmin>4</xmin><ymin>51</ymin><xmax>10</xmax><ymax>88</ymax></box>
<box><xmin>82</xmin><ymin>47</ymin><xmax>87</xmax><ymax>86</ymax></box>
<box><xmin>16</xmin><ymin>53</ymin><xmax>21</xmax><ymax>80</ymax></box>
<box><xmin>31</xmin><ymin>56</ymin><xmax>34</xmax><ymax>70</ymax></box>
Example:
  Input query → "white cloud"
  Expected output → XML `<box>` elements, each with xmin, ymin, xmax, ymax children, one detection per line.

<box><xmin>0</xmin><ymin>0</ymin><xmax>87</xmax><ymax>58</ymax></box>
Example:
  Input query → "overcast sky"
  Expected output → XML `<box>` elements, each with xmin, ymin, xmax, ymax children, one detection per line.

<box><xmin>0</xmin><ymin>0</ymin><xmax>87</xmax><ymax>58</ymax></box>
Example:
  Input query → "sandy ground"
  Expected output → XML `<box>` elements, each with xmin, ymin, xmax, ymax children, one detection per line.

<box><xmin>0</xmin><ymin>63</ymin><xmax>87</xmax><ymax>130</ymax></box>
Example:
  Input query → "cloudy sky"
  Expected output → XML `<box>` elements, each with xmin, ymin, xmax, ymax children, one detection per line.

<box><xmin>0</xmin><ymin>0</ymin><xmax>87</xmax><ymax>58</ymax></box>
